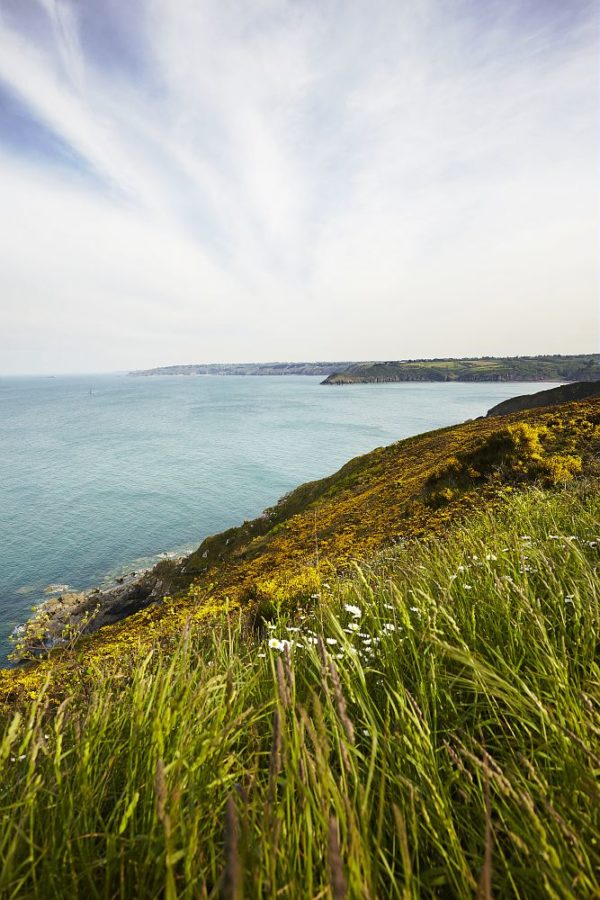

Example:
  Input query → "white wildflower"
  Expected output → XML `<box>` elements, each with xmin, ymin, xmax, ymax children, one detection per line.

<box><xmin>344</xmin><ymin>604</ymin><xmax>362</xmax><ymax>618</ymax></box>
<box><xmin>383</xmin><ymin>623</ymin><xmax>396</xmax><ymax>632</ymax></box>
<box><xmin>268</xmin><ymin>637</ymin><xmax>291</xmax><ymax>651</ymax></box>
<box><xmin>326</xmin><ymin>637</ymin><xmax>338</xmax><ymax>645</ymax></box>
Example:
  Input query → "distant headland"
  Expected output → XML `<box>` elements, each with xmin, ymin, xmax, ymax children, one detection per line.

<box><xmin>131</xmin><ymin>353</ymin><xmax>600</xmax><ymax>384</ymax></box>
<box><xmin>129</xmin><ymin>361</ymin><xmax>352</xmax><ymax>377</ymax></box>
<box><xmin>322</xmin><ymin>354</ymin><xmax>600</xmax><ymax>384</ymax></box>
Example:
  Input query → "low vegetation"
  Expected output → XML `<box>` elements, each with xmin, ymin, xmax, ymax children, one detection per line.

<box><xmin>0</xmin><ymin>480</ymin><xmax>598</xmax><ymax>897</ymax></box>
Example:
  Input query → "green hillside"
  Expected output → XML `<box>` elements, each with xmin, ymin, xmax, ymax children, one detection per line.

<box><xmin>487</xmin><ymin>380</ymin><xmax>600</xmax><ymax>417</ymax></box>
<box><xmin>1</xmin><ymin>396</ymin><xmax>599</xmax><ymax>897</ymax></box>
<box><xmin>322</xmin><ymin>354</ymin><xmax>600</xmax><ymax>384</ymax></box>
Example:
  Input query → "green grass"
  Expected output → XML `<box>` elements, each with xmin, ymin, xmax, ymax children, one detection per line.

<box><xmin>1</xmin><ymin>481</ymin><xmax>598</xmax><ymax>898</ymax></box>
<box><xmin>323</xmin><ymin>353</ymin><xmax>600</xmax><ymax>384</ymax></box>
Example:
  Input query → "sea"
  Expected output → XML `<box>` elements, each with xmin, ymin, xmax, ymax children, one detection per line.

<box><xmin>0</xmin><ymin>374</ymin><xmax>563</xmax><ymax>663</ymax></box>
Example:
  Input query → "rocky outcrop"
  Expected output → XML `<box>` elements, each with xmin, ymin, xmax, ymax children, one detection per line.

<box><xmin>15</xmin><ymin>566</ymin><xmax>181</xmax><ymax>657</ymax></box>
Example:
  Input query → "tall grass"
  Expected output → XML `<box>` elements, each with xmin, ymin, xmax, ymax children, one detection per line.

<box><xmin>0</xmin><ymin>481</ymin><xmax>598</xmax><ymax>898</ymax></box>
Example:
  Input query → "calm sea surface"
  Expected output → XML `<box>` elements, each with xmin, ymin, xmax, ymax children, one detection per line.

<box><xmin>0</xmin><ymin>375</ymin><xmax>562</xmax><ymax>661</ymax></box>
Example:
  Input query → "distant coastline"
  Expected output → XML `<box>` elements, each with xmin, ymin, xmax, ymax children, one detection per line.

<box><xmin>129</xmin><ymin>361</ymin><xmax>351</xmax><ymax>377</ymax></box>
<box><xmin>130</xmin><ymin>353</ymin><xmax>600</xmax><ymax>384</ymax></box>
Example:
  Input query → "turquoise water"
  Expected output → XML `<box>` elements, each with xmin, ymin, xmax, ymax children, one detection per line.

<box><xmin>0</xmin><ymin>375</ymin><xmax>561</xmax><ymax>661</ymax></box>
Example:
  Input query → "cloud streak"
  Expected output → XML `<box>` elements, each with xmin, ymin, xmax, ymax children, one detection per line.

<box><xmin>0</xmin><ymin>0</ymin><xmax>597</xmax><ymax>373</ymax></box>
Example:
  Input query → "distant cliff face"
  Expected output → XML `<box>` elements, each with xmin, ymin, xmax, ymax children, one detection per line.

<box><xmin>131</xmin><ymin>355</ymin><xmax>600</xmax><ymax>383</ymax></box>
<box><xmin>321</xmin><ymin>354</ymin><xmax>600</xmax><ymax>385</ymax></box>
<box><xmin>130</xmin><ymin>362</ymin><xmax>354</xmax><ymax>377</ymax></box>
<box><xmin>486</xmin><ymin>381</ymin><xmax>600</xmax><ymax>417</ymax></box>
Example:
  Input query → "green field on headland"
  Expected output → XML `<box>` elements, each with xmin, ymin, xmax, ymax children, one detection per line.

<box><xmin>1</xmin><ymin>394</ymin><xmax>599</xmax><ymax>897</ymax></box>
<box><xmin>322</xmin><ymin>353</ymin><xmax>600</xmax><ymax>384</ymax></box>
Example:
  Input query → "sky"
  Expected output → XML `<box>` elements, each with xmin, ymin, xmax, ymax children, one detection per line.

<box><xmin>0</xmin><ymin>0</ymin><xmax>597</xmax><ymax>375</ymax></box>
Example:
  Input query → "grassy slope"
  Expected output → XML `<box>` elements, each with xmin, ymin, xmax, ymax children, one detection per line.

<box><xmin>2</xmin><ymin>397</ymin><xmax>599</xmax><ymax>701</ymax></box>
<box><xmin>322</xmin><ymin>354</ymin><xmax>600</xmax><ymax>384</ymax></box>
<box><xmin>0</xmin><ymin>480</ymin><xmax>598</xmax><ymax>897</ymax></box>
<box><xmin>486</xmin><ymin>380</ymin><xmax>600</xmax><ymax>417</ymax></box>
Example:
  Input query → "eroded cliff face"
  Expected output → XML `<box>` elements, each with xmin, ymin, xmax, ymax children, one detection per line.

<box><xmin>14</xmin><ymin>565</ymin><xmax>182</xmax><ymax>658</ymax></box>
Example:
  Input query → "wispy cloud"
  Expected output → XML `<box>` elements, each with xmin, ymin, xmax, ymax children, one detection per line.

<box><xmin>0</xmin><ymin>0</ymin><xmax>597</xmax><ymax>373</ymax></box>
<box><xmin>36</xmin><ymin>0</ymin><xmax>85</xmax><ymax>90</ymax></box>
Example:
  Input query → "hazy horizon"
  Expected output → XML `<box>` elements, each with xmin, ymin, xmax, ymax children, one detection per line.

<box><xmin>1</xmin><ymin>350</ymin><xmax>599</xmax><ymax>380</ymax></box>
<box><xmin>0</xmin><ymin>0</ymin><xmax>598</xmax><ymax>375</ymax></box>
